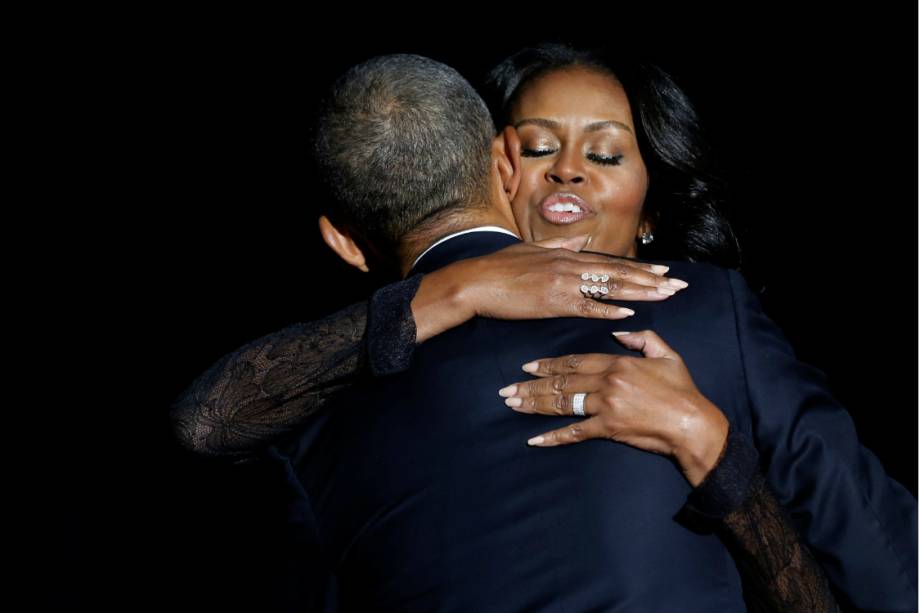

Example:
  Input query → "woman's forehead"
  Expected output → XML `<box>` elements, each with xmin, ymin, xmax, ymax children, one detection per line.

<box><xmin>511</xmin><ymin>67</ymin><xmax>634</xmax><ymax>129</ymax></box>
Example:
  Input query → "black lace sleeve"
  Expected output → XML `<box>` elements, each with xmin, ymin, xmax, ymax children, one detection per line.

<box><xmin>678</xmin><ymin>425</ymin><xmax>841</xmax><ymax>612</ymax></box>
<box><xmin>168</xmin><ymin>274</ymin><xmax>425</xmax><ymax>461</ymax></box>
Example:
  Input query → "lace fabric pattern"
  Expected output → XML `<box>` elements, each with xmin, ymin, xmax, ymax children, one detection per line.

<box><xmin>682</xmin><ymin>427</ymin><xmax>841</xmax><ymax>612</ymax></box>
<box><xmin>169</xmin><ymin>300</ymin><xmax>371</xmax><ymax>461</ymax></box>
<box><xmin>169</xmin><ymin>275</ymin><xmax>425</xmax><ymax>461</ymax></box>
<box><xmin>722</xmin><ymin>472</ymin><xmax>841</xmax><ymax>612</ymax></box>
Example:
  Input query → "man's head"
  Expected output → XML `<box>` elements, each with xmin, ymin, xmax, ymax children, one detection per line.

<box><xmin>314</xmin><ymin>54</ymin><xmax>520</xmax><ymax>275</ymax></box>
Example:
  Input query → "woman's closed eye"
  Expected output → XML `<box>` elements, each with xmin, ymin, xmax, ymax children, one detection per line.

<box><xmin>522</xmin><ymin>148</ymin><xmax>624</xmax><ymax>167</ymax></box>
<box><xmin>587</xmin><ymin>153</ymin><xmax>623</xmax><ymax>166</ymax></box>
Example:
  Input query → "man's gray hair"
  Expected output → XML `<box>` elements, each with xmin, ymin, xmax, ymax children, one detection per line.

<box><xmin>313</xmin><ymin>54</ymin><xmax>495</xmax><ymax>249</ymax></box>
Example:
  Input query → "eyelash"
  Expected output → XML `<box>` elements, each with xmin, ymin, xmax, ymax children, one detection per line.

<box><xmin>588</xmin><ymin>153</ymin><xmax>623</xmax><ymax>166</ymax></box>
<box><xmin>522</xmin><ymin>148</ymin><xmax>623</xmax><ymax>166</ymax></box>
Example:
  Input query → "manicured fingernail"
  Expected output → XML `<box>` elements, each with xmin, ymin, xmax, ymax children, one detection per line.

<box><xmin>498</xmin><ymin>384</ymin><xmax>517</xmax><ymax>397</ymax></box>
<box><xmin>651</xmin><ymin>265</ymin><xmax>670</xmax><ymax>274</ymax></box>
<box><xmin>611</xmin><ymin>331</ymin><xmax>631</xmax><ymax>336</ymax></box>
<box><xmin>505</xmin><ymin>397</ymin><xmax>522</xmax><ymax>407</ymax></box>
<box><xmin>656</xmin><ymin>286</ymin><xmax>676</xmax><ymax>296</ymax></box>
<box><xmin>522</xmin><ymin>362</ymin><xmax>539</xmax><ymax>373</ymax></box>
<box><xmin>527</xmin><ymin>436</ymin><xmax>545</xmax><ymax>446</ymax></box>
<box><xmin>619</xmin><ymin>308</ymin><xmax>635</xmax><ymax>316</ymax></box>
<box><xmin>667</xmin><ymin>278</ymin><xmax>689</xmax><ymax>289</ymax></box>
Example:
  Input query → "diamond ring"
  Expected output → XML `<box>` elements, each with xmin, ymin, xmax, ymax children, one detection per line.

<box><xmin>580</xmin><ymin>273</ymin><xmax>610</xmax><ymax>298</ymax></box>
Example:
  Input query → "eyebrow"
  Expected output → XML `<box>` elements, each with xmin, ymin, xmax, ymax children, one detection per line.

<box><xmin>513</xmin><ymin>118</ymin><xmax>633</xmax><ymax>134</ymax></box>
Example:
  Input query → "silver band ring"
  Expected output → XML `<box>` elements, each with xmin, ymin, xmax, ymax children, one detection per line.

<box><xmin>572</xmin><ymin>392</ymin><xmax>587</xmax><ymax>417</ymax></box>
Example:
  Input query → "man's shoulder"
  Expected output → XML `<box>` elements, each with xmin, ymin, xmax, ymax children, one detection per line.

<box><xmin>634</xmin><ymin>258</ymin><xmax>741</xmax><ymax>308</ymax></box>
<box><xmin>640</xmin><ymin>258</ymin><xmax>769</xmax><ymax>314</ymax></box>
<box><xmin>643</xmin><ymin>258</ymin><xmax>735</xmax><ymax>286</ymax></box>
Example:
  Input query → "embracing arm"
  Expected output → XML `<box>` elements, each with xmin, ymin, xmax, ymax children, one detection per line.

<box><xmin>679</xmin><ymin>424</ymin><xmax>841</xmax><ymax>612</ymax></box>
<box><xmin>500</xmin><ymin>340</ymin><xmax>841</xmax><ymax>612</ymax></box>
<box><xmin>166</xmin><ymin>259</ymin><xmax>497</xmax><ymax>460</ymax></box>
<box><xmin>725</xmin><ymin>268</ymin><xmax>917</xmax><ymax>611</ymax></box>
<box><xmin>169</xmin><ymin>242</ymin><xmax>678</xmax><ymax>460</ymax></box>
<box><xmin>168</xmin><ymin>273</ymin><xmax>426</xmax><ymax>461</ymax></box>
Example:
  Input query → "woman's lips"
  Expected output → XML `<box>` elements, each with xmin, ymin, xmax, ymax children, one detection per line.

<box><xmin>538</xmin><ymin>192</ymin><xmax>595</xmax><ymax>225</ymax></box>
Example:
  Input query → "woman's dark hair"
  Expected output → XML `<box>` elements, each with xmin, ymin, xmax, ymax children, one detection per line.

<box><xmin>483</xmin><ymin>43</ymin><xmax>743</xmax><ymax>270</ymax></box>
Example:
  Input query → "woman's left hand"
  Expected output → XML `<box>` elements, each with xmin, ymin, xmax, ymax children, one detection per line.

<box><xmin>498</xmin><ymin>329</ymin><xmax>729</xmax><ymax>487</ymax></box>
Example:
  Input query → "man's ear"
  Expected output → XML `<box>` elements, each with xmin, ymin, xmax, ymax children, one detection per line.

<box><xmin>492</xmin><ymin>126</ymin><xmax>522</xmax><ymax>202</ymax></box>
<box><xmin>318</xmin><ymin>215</ymin><xmax>369</xmax><ymax>272</ymax></box>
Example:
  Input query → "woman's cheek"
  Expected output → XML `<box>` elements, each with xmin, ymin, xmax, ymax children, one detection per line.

<box><xmin>629</xmin><ymin>161</ymin><xmax>651</xmax><ymax>208</ymax></box>
<box><xmin>600</xmin><ymin>171</ymin><xmax>648</xmax><ymax>214</ymax></box>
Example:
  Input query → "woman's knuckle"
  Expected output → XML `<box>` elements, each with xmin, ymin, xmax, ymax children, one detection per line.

<box><xmin>576</xmin><ymin>300</ymin><xmax>596</xmax><ymax>316</ymax></box>
<box><xmin>552</xmin><ymin>374</ymin><xmax>568</xmax><ymax>392</ymax></box>
<box><xmin>552</xmin><ymin>252</ymin><xmax>571</xmax><ymax>266</ymax></box>
<box><xmin>601</xmin><ymin>392</ymin><xmax>619</xmax><ymax>413</ymax></box>
<box><xmin>601</xmin><ymin>409</ymin><xmax>619</xmax><ymax>430</ymax></box>
<box><xmin>553</xmin><ymin>394</ymin><xmax>566</xmax><ymax>413</ymax></box>
<box><xmin>547</xmin><ymin>260</ymin><xmax>565</xmax><ymax>276</ymax></box>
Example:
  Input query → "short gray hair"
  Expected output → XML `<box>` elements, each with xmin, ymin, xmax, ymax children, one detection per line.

<box><xmin>313</xmin><ymin>54</ymin><xmax>495</xmax><ymax>250</ymax></box>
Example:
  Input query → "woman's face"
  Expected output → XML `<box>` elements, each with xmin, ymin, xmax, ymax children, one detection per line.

<box><xmin>509</xmin><ymin>67</ymin><xmax>649</xmax><ymax>257</ymax></box>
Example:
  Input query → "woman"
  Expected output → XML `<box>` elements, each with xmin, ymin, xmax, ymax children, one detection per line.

<box><xmin>169</xmin><ymin>46</ymin><xmax>872</xmax><ymax>610</ymax></box>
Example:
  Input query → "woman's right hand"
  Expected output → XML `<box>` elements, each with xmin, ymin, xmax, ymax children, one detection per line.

<box><xmin>411</xmin><ymin>235</ymin><xmax>689</xmax><ymax>343</ymax></box>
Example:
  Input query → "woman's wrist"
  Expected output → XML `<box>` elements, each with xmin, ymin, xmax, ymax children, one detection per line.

<box><xmin>410</xmin><ymin>260</ymin><xmax>478</xmax><ymax>343</ymax></box>
<box><xmin>673</xmin><ymin>396</ymin><xmax>730</xmax><ymax>488</ymax></box>
<box><xmin>677</xmin><ymin>424</ymin><xmax>762</xmax><ymax>522</ymax></box>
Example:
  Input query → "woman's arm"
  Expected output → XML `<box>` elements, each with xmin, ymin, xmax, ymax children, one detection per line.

<box><xmin>168</xmin><ymin>291</ymin><xmax>386</xmax><ymax>462</ymax></box>
<box><xmin>169</xmin><ymin>241</ymin><xmax>682</xmax><ymax>460</ymax></box>
<box><xmin>725</xmin><ymin>268</ymin><xmax>917</xmax><ymax>611</ymax></box>
<box><xmin>498</xmin><ymin>335</ymin><xmax>840</xmax><ymax>611</ymax></box>
<box><xmin>680</xmin><ymin>425</ymin><xmax>841</xmax><ymax>613</ymax></box>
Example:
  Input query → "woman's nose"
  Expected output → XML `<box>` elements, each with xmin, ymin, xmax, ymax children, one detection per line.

<box><xmin>547</xmin><ymin>171</ymin><xmax>585</xmax><ymax>184</ymax></box>
<box><xmin>546</xmin><ymin>156</ymin><xmax>585</xmax><ymax>184</ymax></box>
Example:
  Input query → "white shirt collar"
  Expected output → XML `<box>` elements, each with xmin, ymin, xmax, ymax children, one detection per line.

<box><xmin>411</xmin><ymin>225</ymin><xmax>520</xmax><ymax>270</ymax></box>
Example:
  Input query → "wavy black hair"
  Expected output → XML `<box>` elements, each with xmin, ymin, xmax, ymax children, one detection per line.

<box><xmin>483</xmin><ymin>43</ymin><xmax>743</xmax><ymax>270</ymax></box>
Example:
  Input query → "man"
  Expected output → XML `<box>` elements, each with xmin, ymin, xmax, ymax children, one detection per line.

<box><xmin>259</xmin><ymin>55</ymin><xmax>869</xmax><ymax>611</ymax></box>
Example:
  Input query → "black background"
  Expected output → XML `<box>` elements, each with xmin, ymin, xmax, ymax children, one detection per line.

<box><xmin>67</xmin><ymin>7</ymin><xmax>919</xmax><ymax>612</ymax></box>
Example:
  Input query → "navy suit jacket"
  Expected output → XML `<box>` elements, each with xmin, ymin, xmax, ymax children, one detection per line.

<box><xmin>273</xmin><ymin>230</ymin><xmax>917</xmax><ymax>612</ymax></box>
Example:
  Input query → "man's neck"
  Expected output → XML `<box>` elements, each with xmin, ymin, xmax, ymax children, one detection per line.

<box><xmin>398</xmin><ymin>212</ymin><xmax>519</xmax><ymax>277</ymax></box>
